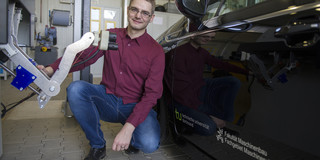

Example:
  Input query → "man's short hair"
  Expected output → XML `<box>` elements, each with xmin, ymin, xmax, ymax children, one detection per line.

<box><xmin>129</xmin><ymin>0</ymin><xmax>156</xmax><ymax>14</ymax></box>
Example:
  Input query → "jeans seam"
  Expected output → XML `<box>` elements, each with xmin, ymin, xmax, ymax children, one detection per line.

<box><xmin>90</xmin><ymin>96</ymin><xmax>106</xmax><ymax>146</ymax></box>
<box><xmin>116</xmin><ymin>97</ymin><xmax>131</xmax><ymax>123</ymax></box>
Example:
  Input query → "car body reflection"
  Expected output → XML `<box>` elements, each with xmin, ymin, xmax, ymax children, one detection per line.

<box><xmin>157</xmin><ymin>0</ymin><xmax>320</xmax><ymax>159</ymax></box>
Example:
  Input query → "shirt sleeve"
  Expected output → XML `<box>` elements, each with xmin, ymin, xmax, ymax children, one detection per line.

<box><xmin>126</xmin><ymin>48</ymin><xmax>165</xmax><ymax>127</ymax></box>
<box><xmin>49</xmin><ymin>46</ymin><xmax>104</xmax><ymax>73</ymax></box>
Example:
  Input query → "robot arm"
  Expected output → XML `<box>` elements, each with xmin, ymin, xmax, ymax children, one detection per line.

<box><xmin>0</xmin><ymin>1</ymin><xmax>117</xmax><ymax>108</ymax></box>
<box><xmin>37</xmin><ymin>32</ymin><xmax>95</xmax><ymax>108</ymax></box>
<box><xmin>1</xmin><ymin>31</ymin><xmax>115</xmax><ymax>108</ymax></box>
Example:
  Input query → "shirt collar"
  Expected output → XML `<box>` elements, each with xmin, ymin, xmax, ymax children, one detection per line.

<box><xmin>123</xmin><ymin>27</ymin><xmax>148</xmax><ymax>46</ymax></box>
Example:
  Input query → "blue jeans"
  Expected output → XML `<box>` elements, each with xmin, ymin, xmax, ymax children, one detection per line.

<box><xmin>172</xmin><ymin>76</ymin><xmax>241</xmax><ymax>135</ymax></box>
<box><xmin>67</xmin><ymin>80</ymin><xmax>160</xmax><ymax>153</ymax></box>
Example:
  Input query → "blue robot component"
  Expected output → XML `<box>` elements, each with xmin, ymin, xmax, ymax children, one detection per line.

<box><xmin>11</xmin><ymin>65</ymin><xmax>37</xmax><ymax>91</ymax></box>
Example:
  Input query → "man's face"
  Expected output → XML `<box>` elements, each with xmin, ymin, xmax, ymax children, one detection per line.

<box><xmin>193</xmin><ymin>32</ymin><xmax>216</xmax><ymax>45</ymax></box>
<box><xmin>127</xmin><ymin>0</ymin><xmax>154</xmax><ymax>31</ymax></box>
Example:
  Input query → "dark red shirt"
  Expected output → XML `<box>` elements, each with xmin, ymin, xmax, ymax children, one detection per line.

<box><xmin>50</xmin><ymin>28</ymin><xmax>165</xmax><ymax>127</ymax></box>
<box><xmin>164</xmin><ymin>42</ymin><xmax>248</xmax><ymax>109</ymax></box>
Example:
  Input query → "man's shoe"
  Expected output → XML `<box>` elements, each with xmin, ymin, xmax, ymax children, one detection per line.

<box><xmin>84</xmin><ymin>146</ymin><xmax>106</xmax><ymax>160</ymax></box>
<box><xmin>125</xmin><ymin>145</ymin><xmax>139</xmax><ymax>155</ymax></box>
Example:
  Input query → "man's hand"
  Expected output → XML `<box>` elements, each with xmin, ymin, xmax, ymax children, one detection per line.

<box><xmin>37</xmin><ymin>65</ymin><xmax>54</xmax><ymax>77</ymax></box>
<box><xmin>112</xmin><ymin>122</ymin><xmax>135</xmax><ymax>151</ymax></box>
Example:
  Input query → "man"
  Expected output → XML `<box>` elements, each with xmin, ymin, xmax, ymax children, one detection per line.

<box><xmin>164</xmin><ymin>32</ymin><xmax>248</xmax><ymax>135</ymax></box>
<box><xmin>38</xmin><ymin>0</ymin><xmax>164</xmax><ymax>159</ymax></box>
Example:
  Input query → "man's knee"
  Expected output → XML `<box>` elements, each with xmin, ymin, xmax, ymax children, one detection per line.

<box><xmin>137</xmin><ymin>126</ymin><xmax>160</xmax><ymax>153</ymax></box>
<box><xmin>67</xmin><ymin>81</ymin><xmax>85</xmax><ymax>93</ymax></box>
<box><xmin>139</xmin><ymin>138</ymin><xmax>160</xmax><ymax>153</ymax></box>
<box><xmin>67</xmin><ymin>81</ymin><xmax>89</xmax><ymax>104</ymax></box>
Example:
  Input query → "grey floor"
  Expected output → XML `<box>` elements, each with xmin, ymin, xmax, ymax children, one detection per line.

<box><xmin>0</xmin><ymin>75</ymin><xmax>208</xmax><ymax>160</ymax></box>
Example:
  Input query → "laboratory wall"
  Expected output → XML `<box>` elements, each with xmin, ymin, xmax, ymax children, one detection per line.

<box><xmin>33</xmin><ymin>0</ymin><xmax>74</xmax><ymax>58</ymax></box>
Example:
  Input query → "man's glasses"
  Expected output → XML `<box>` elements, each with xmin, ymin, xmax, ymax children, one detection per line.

<box><xmin>128</xmin><ymin>7</ymin><xmax>152</xmax><ymax>19</ymax></box>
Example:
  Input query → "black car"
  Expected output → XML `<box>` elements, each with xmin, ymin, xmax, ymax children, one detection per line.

<box><xmin>157</xmin><ymin>0</ymin><xmax>320</xmax><ymax>159</ymax></box>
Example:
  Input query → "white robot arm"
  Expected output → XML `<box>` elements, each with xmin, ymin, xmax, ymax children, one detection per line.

<box><xmin>0</xmin><ymin>2</ymin><xmax>117</xmax><ymax>108</ymax></box>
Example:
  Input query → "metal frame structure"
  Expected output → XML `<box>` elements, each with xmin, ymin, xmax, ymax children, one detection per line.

<box><xmin>0</xmin><ymin>0</ymin><xmax>114</xmax><ymax>109</ymax></box>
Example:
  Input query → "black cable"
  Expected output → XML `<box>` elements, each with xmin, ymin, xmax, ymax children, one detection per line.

<box><xmin>1</xmin><ymin>102</ymin><xmax>6</xmax><ymax>118</ymax></box>
<box><xmin>1</xmin><ymin>92</ymin><xmax>37</xmax><ymax>118</ymax></box>
<box><xmin>72</xmin><ymin>47</ymin><xmax>100</xmax><ymax>68</ymax></box>
<box><xmin>79</xmin><ymin>46</ymin><xmax>99</xmax><ymax>63</ymax></box>
<box><xmin>5</xmin><ymin>101</ymin><xmax>19</xmax><ymax>108</ymax></box>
